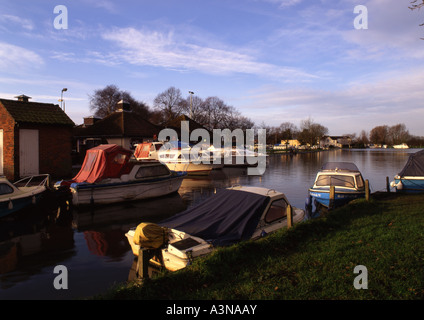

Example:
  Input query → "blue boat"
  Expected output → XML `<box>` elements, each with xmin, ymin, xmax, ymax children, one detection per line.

<box><xmin>0</xmin><ymin>175</ymin><xmax>50</xmax><ymax>218</ymax></box>
<box><xmin>390</xmin><ymin>149</ymin><xmax>424</xmax><ymax>193</ymax></box>
<box><xmin>308</xmin><ymin>162</ymin><xmax>366</xmax><ymax>209</ymax></box>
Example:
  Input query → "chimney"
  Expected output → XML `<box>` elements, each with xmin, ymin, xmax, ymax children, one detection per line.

<box><xmin>83</xmin><ymin>116</ymin><xmax>101</xmax><ymax>126</ymax></box>
<box><xmin>117</xmin><ymin>100</ymin><xmax>130</xmax><ymax>112</ymax></box>
<box><xmin>15</xmin><ymin>94</ymin><xmax>32</xmax><ymax>102</ymax></box>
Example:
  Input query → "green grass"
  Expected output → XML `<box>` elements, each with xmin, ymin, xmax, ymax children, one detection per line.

<box><xmin>97</xmin><ymin>192</ymin><xmax>424</xmax><ymax>300</ymax></box>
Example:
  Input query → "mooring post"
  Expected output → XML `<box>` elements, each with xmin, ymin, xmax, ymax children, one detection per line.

<box><xmin>287</xmin><ymin>205</ymin><xmax>293</xmax><ymax>229</ymax></box>
<box><xmin>386</xmin><ymin>176</ymin><xmax>390</xmax><ymax>193</ymax></box>
<box><xmin>365</xmin><ymin>179</ymin><xmax>370</xmax><ymax>201</ymax></box>
<box><xmin>329</xmin><ymin>186</ymin><xmax>335</xmax><ymax>209</ymax></box>
<box><xmin>136</xmin><ymin>248</ymin><xmax>150</xmax><ymax>279</ymax></box>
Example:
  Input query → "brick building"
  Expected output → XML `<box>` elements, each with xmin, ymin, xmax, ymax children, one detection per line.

<box><xmin>0</xmin><ymin>95</ymin><xmax>75</xmax><ymax>181</ymax></box>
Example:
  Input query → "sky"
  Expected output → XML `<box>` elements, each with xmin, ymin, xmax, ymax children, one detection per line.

<box><xmin>1</xmin><ymin>0</ymin><xmax>424</xmax><ymax>136</ymax></box>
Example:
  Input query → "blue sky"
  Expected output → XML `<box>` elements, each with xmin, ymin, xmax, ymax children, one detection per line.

<box><xmin>1</xmin><ymin>0</ymin><xmax>424</xmax><ymax>136</ymax></box>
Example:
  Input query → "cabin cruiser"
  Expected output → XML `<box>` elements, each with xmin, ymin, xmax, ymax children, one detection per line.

<box><xmin>125</xmin><ymin>185</ymin><xmax>304</xmax><ymax>272</ymax></box>
<box><xmin>54</xmin><ymin>144</ymin><xmax>185</xmax><ymax>206</ymax></box>
<box><xmin>390</xmin><ymin>149</ymin><xmax>424</xmax><ymax>193</ymax></box>
<box><xmin>0</xmin><ymin>174</ymin><xmax>50</xmax><ymax>218</ymax></box>
<box><xmin>309</xmin><ymin>162</ymin><xmax>366</xmax><ymax>209</ymax></box>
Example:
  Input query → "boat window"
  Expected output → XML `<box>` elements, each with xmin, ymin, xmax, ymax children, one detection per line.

<box><xmin>82</xmin><ymin>152</ymin><xmax>97</xmax><ymax>172</ymax></box>
<box><xmin>265</xmin><ymin>199</ymin><xmax>288</xmax><ymax>223</ymax></box>
<box><xmin>0</xmin><ymin>183</ymin><xmax>14</xmax><ymax>195</ymax></box>
<box><xmin>113</xmin><ymin>153</ymin><xmax>127</xmax><ymax>165</ymax></box>
<box><xmin>135</xmin><ymin>165</ymin><xmax>170</xmax><ymax>179</ymax></box>
<box><xmin>316</xmin><ymin>175</ymin><xmax>355</xmax><ymax>188</ymax></box>
<box><xmin>356</xmin><ymin>175</ymin><xmax>364</xmax><ymax>188</ymax></box>
<box><xmin>154</xmin><ymin>143</ymin><xmax>163</xmax><ymax>151</ymax></box>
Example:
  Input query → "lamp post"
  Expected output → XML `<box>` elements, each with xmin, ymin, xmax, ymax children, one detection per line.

<box><xmin>60</xmin><ymin>88</ymin><xmax>68</xmax><ymax>111</ymax></box>
<box><xmin>188</xmin><ymin>91</ymin><xmax>194</xmax><ymax>119</ymax></box>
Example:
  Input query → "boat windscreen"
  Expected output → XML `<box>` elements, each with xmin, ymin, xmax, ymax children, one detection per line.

<box><xmin>321</xmin><ymin>162</ymin><xmax>360</xmax><ymax>172</ymax></box>
<box><xmin>316</xmin><ymin>175</ymin><xmax>356</xmax><ymax>188</ymax></box>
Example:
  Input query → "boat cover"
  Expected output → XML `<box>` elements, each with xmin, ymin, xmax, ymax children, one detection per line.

<box><xmin>398</xmin><ymin>150</ymin><xmax>424</xmax><ymax>177</ymax></box>
<box><xmin>159</xmin><ymin>189</ymin><xmax>270</xmax><ymax>246</ymax></box>
<box><xmin>321</xmin><ymin>162</ymin><xmax>360</xmax><ymax>172</ymax></box>
<box><xmin>134</xmin><ymin>143</ymin><xmax>152</xmax><ymax>159</ymax></box>
<box><xmin>73</xmin><ymin>144</ymin><xmax>134</xmax><ymax>184</ymax></box>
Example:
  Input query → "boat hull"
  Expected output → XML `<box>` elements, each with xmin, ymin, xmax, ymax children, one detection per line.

<box><xmin>392</xmin><ymin>177</ymin><xmax>424</xmax><ymax>193</ymax></box>
<box><xmin>71</xmin><ymin>174</ymin><xmax>184</xmax><ymax>206</ymax></box>
<box><xmin>309</xmin><ymin>188</ymin><xmax>365</xmax><ymax>208</ymax></box>
<box><xmin>0</xmin><ymin>188</ymin><xmax>46</xmax><ymax>218</ymax></box>
<box><xmin>164</xmin><ymin>162</ymin><xmax>213</xmax><ymax>176</ymax></box>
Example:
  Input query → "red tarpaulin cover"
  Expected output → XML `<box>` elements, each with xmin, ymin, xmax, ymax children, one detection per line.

<box><xmin>134</xmin><ymin>142</ymin><xmax>152</xmax><ymax>159</ymax></box>
<box><xmin>73</xmin><ymin>144</ymin><xmax>134</xmax><ymax>184</ymax></box>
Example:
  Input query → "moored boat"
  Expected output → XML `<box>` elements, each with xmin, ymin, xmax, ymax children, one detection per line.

<box><xmin>133</xmin><ymin>141</ymin><xmax>164</xmax><ymax>161</ymax></box>
<box><xmin>54</xmin><ymin>144</ymin><xmax>185</xmax><ymax>206</ymax></box>
<box><xmin>393</xmin><ymin>143</ymin><xmax>409</xmax><ymax>149</ymax></box>
<box><xmin>308</xmin><ymin>162</ymin><xmax>366</xmax><ymax>209</ymax></box>
<box><xmin>0</xmin><ymin>174</ymin><xmax>50</xmax><ymax>218</ymax></box>
<box><xmin>125</xmin><ymin>185</ymin><xmax>304</xmax><ymax>272</ymax></box>
<box><xmin>390</xmin><ymin>149</ymin><xmax>424</xmax><ymax>193</ymax></box>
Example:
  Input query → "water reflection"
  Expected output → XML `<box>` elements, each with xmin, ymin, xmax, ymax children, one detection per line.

<box><xmin>0</xmin><ymin>149</ymin><xmax>419</xmax><ymax>299</ymax></box>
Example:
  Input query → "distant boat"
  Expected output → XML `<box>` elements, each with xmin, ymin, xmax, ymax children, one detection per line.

<box><xmin>133</xmin><ymin>141</ymin><xmax>164</xmax><ymax>161</ymax></box>
<box><xmin>309</xmin><ymin>162</ymin><xmax>366</xmax><ymax>209</ymax></box>
<box><xmin>125</xmin><ymin>186</ymin><xmax>305</xmax><ymax>272</ymax></box>
<box><xmin>54</xmin><ymin>144</ymin><xmax>185</xmax><ymax>206</ymax></box>
<box><xmin>390</xmin><ymin>149</ymin><xmax>424</xmax><ymax>193</ymax></box>
<box><xmin>1</xmin><ymin>174</ymin><xmax>50</xmax><ymax>218</ymax></box>
<box><xmin>393</xmin><ymin>143</ymin><xmax>409</xmax><ymax>149</ymax></box>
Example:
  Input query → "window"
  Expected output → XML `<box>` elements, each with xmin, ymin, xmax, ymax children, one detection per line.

<box><xmin>113</xmin><ymin>153</ymin><xmax>127</xmax><ymax>165</ymax></box>
<box><xmin>356</xmin><ymin>175</ymin><xmax>364</xmax><ymax>188</ymax></box>
<box><xmin>0</xmin><ymin>183</ymin><xmax>14</xmax><ymax>195</ymax></box>
<box><xmin>135</xmin><ymin>165</ymin><xmax>170</xmax><ymax>179</ymax></box>
<box><xmin>265</xmin><ymin>199</ymin><xmax>288</xmax><ymax>223</ymax></box>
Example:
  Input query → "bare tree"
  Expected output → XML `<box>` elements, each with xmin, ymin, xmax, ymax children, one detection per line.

<box><xmin>388</xmin><ymin>123</ymin><xmax>410</xmax><ymax>145</ymax></box>
<box><xmin>298</xmin><ymin>118</ymin><xmax>328</xmax><ymax>147</ymax></box>
<box><xmin>369</xmin><ymin>125</ymin><xmax>389</xmax><ymax>145</ymax></box>
<box><xmin>89</xmin><ymin>84</ymin><xmax>150</xmax><ymax>118</ymax></box>
<box><xmin>153</xmin><ymin>87</ymin><xmax>185</xmax><ymax>124</ymax></box>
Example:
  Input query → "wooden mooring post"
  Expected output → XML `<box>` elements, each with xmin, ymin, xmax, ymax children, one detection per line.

<box><xmin>386</xmin><ymin>176</ymin><xmax>390</xmax><ymax>193</ymax></box>
<box><xmin>287</xmin><ymin>205</ymin><xmax>293</xmax><ymax>229</ymax></box>
<box><xmin>365</xmin><ymin>179</ymin><xmax>370</xmax><ymax>201</ymax></box>
<box><xmin>136</xmin><ymin>248</ymin><xmax>152</xmax><ymax>279</ymax></box>
<box><xmin>329</xmin><ymin>186</ymin><xmax>335</xmax><ymax>209</ymax></box>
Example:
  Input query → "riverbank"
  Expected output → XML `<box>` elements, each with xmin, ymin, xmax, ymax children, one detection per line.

<box><xmin>96</xmin><ymin>192</ymin><xmax>424</xmax><ymax>300</ymax></box>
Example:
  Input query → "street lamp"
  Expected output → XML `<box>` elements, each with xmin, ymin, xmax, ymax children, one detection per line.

<box><xmin>60</xmin><ymin>88</ymin><xmax>68</xmax><ymax>111</ymax></box>
<box><xmin>188</xmin><ymin>91</ymin><xmax>194</xmax><ymax>119</ymax></box>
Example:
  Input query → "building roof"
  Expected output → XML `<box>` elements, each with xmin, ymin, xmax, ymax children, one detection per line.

<box><xmin>74</xmin><ymin>110</ymin><xmax>162</xmax><ymax>138</ymax></box>
<box><xmin>0</xmin><ymin>98</ymin><xmax>75</xmax><ymax>126</ymax></box>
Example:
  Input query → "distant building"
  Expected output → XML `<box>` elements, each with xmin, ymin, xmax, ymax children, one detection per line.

<box><xmin>320</xmin><ymin>136</ymin><xmax>352</xmax><ymax>148</ymax></box>
<box><xmin>280</xmin><ymin>139</ymin><xmax>302</xmax><ymax>148</ymax></box>
<box><xmin>0</xmin><ymin>95</ymin><xmax>75</xmax><ymax>181</ymax></box>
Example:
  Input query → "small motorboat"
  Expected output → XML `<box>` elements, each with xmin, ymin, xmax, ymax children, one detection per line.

<box><xmin>133</xmin><ymin>141</ymin><xmax>164</xmax><ymax>161</ymax></box>
<box><xmin>0</xmin><ymin>174</ymin><xmax>50</xmax><ymax>218</ymax></box>
<box><xmin>126</xmin><ymin>185</ymin><xmax>304</xmax><ymax>272</ymax></box>
<box><xmin>54</xmin><ymin>144</ymin><xmax>185</xmax><ymax>206</ymax></box>
<box><xmin>390</xmin><ymin>149</ymin><xmax>424</xmax><ymax>193</ymax></box>
<box><xmin>308</xmin><ymin>162</ymin><xmax>366</xmax><ymax>209</ymax></box>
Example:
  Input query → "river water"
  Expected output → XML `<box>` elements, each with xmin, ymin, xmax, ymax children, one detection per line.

<box><xmin>0</xmin><ymin>148</ymin><xmax>420</xmax><ymax>300</ymax></box>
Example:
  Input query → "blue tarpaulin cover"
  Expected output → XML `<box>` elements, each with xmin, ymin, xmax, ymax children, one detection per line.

<box><xmin>159</xmin><ymin>189</ymin><xmax>270</xmax><ymax>246</ymax></box>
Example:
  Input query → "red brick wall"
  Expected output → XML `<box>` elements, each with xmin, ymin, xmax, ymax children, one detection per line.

<box><xmin>0</xmin><ymin>104</ymin><xmax>16</xmax><ymax>181</ymax></box>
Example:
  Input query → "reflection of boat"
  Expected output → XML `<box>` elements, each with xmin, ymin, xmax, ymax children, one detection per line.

<box><xmin>308</xmin><ymin>162</ymin><xmax>366</xmax><ymax>208</ymax></box>
<box><xmin>1</xmin><ymin>175</ymin><xmax>50</xmax><ymax>218</ymax></box>
<box><xmin>54</xmin><ymin>144</ymin><xmax>185</xmax><ymax>206</ymax></box>
<box><xmin>390</xmin><ymin>149</ymin><xmax>424</xmax><ymax>193</ymax></box>
<box><xmin>126</xmin><ymin>186</ymin><xmax>304</xmax><ymax>272</ymax></box>
<box><xmin>393</xmin><ymin>143</ymin><xmax>409</xmax><ymax>149</ymax></box>
<box><xmin>223</xmin><ymin>148</ymin><xmax>264</xmax><ymax>168</ymax></box>
<box><xmin>158</xmin><ymin>142</ymin><xmax>214</xmax><ymax>176</ymax></box>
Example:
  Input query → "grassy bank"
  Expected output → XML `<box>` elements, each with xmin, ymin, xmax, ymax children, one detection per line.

<box><xmin>98</xmin><ymin>192</ymin><xmax>424</xmax><ymax>300</ymax></box>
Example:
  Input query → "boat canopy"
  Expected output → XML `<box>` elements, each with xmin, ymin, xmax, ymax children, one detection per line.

<box><xmin>73</xmin><ymin>144</ymin><xmax>133</xmax><ymax>184</ymax></box>
<box><xmin>134</xmin><ymin>142</ymin><xmax>152</xmax><ymax>159</ymax></box>
<box><xmin>398</xmin><ymin>150</ymin><xmax>424</xmax><ymax>177</ymax></box>
<box><xmin>159</xmin><ymin>189</ymin><xmax>270</xmax><ymax>246</ymax></box>
<box><xmin>320</xmin><ymin>162</ymin><xmax>360</xmax><ymax>172</ymax></box>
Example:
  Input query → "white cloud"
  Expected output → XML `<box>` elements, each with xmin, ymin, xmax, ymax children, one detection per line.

<box><xmin>101</xmin><ymin>27</ymin><xmax>317</xmax><ymax>80</ymax></box>
<box><xmin>0</xmin><ymin>14</ymin><xmax>34</xmax><ymax>31</ymax></box>
<box><xmin>0</xmin><ymin>42</ymin><xmax>43</xmax><ymax>71</ymax></box>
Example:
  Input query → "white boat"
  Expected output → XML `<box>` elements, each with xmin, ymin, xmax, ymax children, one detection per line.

<box><xmin>1</xmin><ymin>174</ymin><xmax>50</xmax><ymax>218</ymax></box>
<box><xmin>157</xmin><ymin>142</ymin><xmax>214</xmax><ymax>176</ymax></box>
<box><xmin>54</xmin><ymin>144</ymin><xmax>185</xmax><ymax>206</ymax></box>
<box><xmin>390</xmin><ymin>149</ymin><xmax>424</xmax><ymax>193</ymax></box>
<box><xmin>393</xmin><ymin>143</ymin><xmax>409</xmax><ymax>149</ymax></box>
<box><xmin>126</xmin><ymin>185</ymin><xmax>305</xmax><ymax>272</ymax></box>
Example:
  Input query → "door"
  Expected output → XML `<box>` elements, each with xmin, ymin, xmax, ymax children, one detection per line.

<box><xmin>19</xmin><ymin>129</ymin><xmax>39</xmax><ymax>177</ymax></box>
<box><xmin>0</xmin><ymin>129</ymin><xmax>3</xmax><ymax>175</ymax></box>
